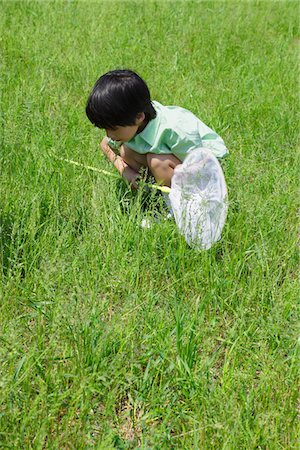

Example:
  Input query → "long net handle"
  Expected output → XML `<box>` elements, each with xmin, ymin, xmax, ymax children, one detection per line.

<box><xmin>53</xmin><ymin>155</ymin><xmax>171</xmax><ymax>194</ymax></box>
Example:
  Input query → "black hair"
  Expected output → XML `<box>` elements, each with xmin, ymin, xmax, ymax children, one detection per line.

<box><xmin>86</xmin><ymin>69</ymin><xmax>156</xmax><ymax>129</ymax></box>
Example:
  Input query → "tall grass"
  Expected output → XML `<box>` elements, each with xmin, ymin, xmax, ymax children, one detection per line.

<box><xmin>0</xmin><ymin>1</ymin><xmax>299</xmax><ymax>448</ymax></box>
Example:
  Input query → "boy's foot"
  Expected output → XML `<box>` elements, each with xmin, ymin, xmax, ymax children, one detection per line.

<box><xmin>140</xmin><ymin>211</ymin><xmax>173</xmax><ymax>229</ymax></box>
<box><xmin>140</xmin><ymin>193</ymin><xmax>173</xmax><ymax>229</ymax></box>
<box><xmin>139</xmin><ymin>185</ymin><xmax>173</xmax><ymax>229</ymax></box>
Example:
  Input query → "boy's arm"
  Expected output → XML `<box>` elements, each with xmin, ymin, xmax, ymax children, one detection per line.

<box><xmin>100</xmin><ymin>137</ymin><xmax>139</xmax><ymax>188</ymax></box>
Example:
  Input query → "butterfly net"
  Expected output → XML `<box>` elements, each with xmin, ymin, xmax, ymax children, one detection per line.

<box><xmin>169</xmin><ymin>148</ymin><xmax>228</xmax><ymax>250</ymax></box>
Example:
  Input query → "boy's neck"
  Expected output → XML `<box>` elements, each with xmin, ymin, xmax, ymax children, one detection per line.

<box><xmin>136</xmin><ymin>118</ymin><xmax>149</xmax><ymax>135</ymax></box>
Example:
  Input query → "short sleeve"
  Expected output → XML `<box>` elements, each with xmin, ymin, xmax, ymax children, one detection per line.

<box><xmin>201</xmin><ymin>133</ymin><xmax>228</xmax><ymax>158</ymax></box>
<box><xmin>165</xmin><ymin>129</ymin><xmax>202</xmax><ymax>161</ymax></box>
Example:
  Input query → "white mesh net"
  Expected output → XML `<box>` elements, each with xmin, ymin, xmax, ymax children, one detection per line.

<box><xmin>169</xmin><ymin>148</ymin><xmax>228</xmax><ymax>250</ymax></box>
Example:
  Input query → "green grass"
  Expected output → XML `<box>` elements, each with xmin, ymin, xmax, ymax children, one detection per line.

<box><xmin>0</xmin><ymin>1</ymin><xmax>299</xmax><ymax>448</ymax></box>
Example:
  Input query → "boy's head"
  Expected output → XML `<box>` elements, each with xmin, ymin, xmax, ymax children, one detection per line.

<box><xmin>86</xmin><ymin>69</ymin><xmax>156</xmax><ymax>133</ymax></box>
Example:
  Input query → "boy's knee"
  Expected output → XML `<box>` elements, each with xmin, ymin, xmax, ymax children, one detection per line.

<box><xmin>120</xmin><ymin>145</ymin><xmax>147</xmax><ymax>172</ymax></box>
<box><xmin>147</xmin><ymin>153</ymin><xmax>181</xmax><ymax>187</ymax></box>
<box><xmin>147</xmin><ymin>153</ymin><xmax>180</xmax><ymax>172</ymax></box>
<box><xmin>147</xmin><ymin>154</ymin><xmax>165</xmax><ymax>171</ymax></box>
<box><xmin>120</xmin><ymin>145</ymin><xmax>134</xmax><ymax>160</ymax></box>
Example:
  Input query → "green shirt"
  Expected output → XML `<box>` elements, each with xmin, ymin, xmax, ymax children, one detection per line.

<box><xmin>107</xmin><ymin>101</ymin><xmax>228</xmax><ymax>161</ymax></box>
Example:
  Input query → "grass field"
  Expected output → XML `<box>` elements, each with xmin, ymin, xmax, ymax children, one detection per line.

<box><xmin>0</xmin><ymin>1</ymin><xmax>299</xmax><ymax>448</ymax></box>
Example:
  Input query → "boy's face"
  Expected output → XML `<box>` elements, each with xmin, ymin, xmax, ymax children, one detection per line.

<box><xmin>105</xmin><ymin>113</ymin><xmax>145</xmax><ymax>143</ymax></box>
<box><xmin>105</xmin><ymin>124</ymin><xmax>139</xmax><ymax>143</ymax></box>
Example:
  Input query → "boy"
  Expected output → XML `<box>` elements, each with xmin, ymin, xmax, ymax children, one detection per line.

<box><xmin>86</xmin><ymin>69</ymin><xmax>228</xmax><ymax>188</ymax></box>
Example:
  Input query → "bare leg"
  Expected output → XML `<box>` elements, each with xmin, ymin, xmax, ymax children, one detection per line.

<box><xmin>117</xmin><ymin>145</ymin><xmax>148</xmax><ymax>188</ymax></box>
<box><xmin>146</xmin><ymin>153</ymin><xmax>181</xmax><ymax>187</ymax></box>
<box><xmin>116</xmin><ymin>145</ymin><xmax>182</xmax><ymax>188</ymax></box>
<box><xmin>119</xmin><ymin>145</ymin><xmax>148</xmax><ymax>172</ymax></box>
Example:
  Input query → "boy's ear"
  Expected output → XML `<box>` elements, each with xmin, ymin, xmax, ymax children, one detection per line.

<box><xmin>136</xmin><ymin>112</ymin><xmax>145</xmax><ymax>124</ymax></box>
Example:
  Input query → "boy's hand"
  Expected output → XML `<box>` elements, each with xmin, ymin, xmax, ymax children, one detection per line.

<box><xmin>100</xmin><ymin>137</ymin><xmax>139</xmax><ymax>189</ymax></box>
<box><xmin>121</xmin><ymin>166</ymin><xmax>140</xmax><ymax>189</ymax></box>
<box><xmin>101</xmin><ymin>137</ymin><xmax>118</xmax><ymax>162</ymax></box>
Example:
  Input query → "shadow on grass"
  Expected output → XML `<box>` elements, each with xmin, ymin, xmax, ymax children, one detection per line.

<box><xmin>114</xmin><ymin>177</ymin><xmax>167</xmax><ymax>217</ymax></box>
<box><xmin>0</xmin><ymin>212</ymin><xmax>13</xmax><ymax>273</ymax></box>
<box><xmin>0</xmin><ymin>211</ymin><xmax>16</xmax><ymax>277</ymax></box>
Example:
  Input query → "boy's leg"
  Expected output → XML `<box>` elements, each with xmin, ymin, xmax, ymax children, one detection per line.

<box><xmin>120</xmin><ymin>145</ymin><xmax>148</xmax><ymax>172</ymax></box>
<box><xmin>146</xmin><ymin>153</ymin><xmax>181</xmax><ymax>187</ymax></box>
<box><xmin>119</xmin><ymin>146</ymin><xmax>181</xmax><ymax>187</ymax></box>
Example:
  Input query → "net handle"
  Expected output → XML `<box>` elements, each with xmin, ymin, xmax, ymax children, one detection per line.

<box><xmin>52</xmin><ymin>155</ymin><xmax>171</xmax><ymax>194</ymax></box>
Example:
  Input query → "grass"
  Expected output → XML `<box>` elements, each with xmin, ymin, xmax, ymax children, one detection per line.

<box><xmin>0</xmin><ymin>0</ymin><xmax>299</xmax><ymax>448</ymax></box>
